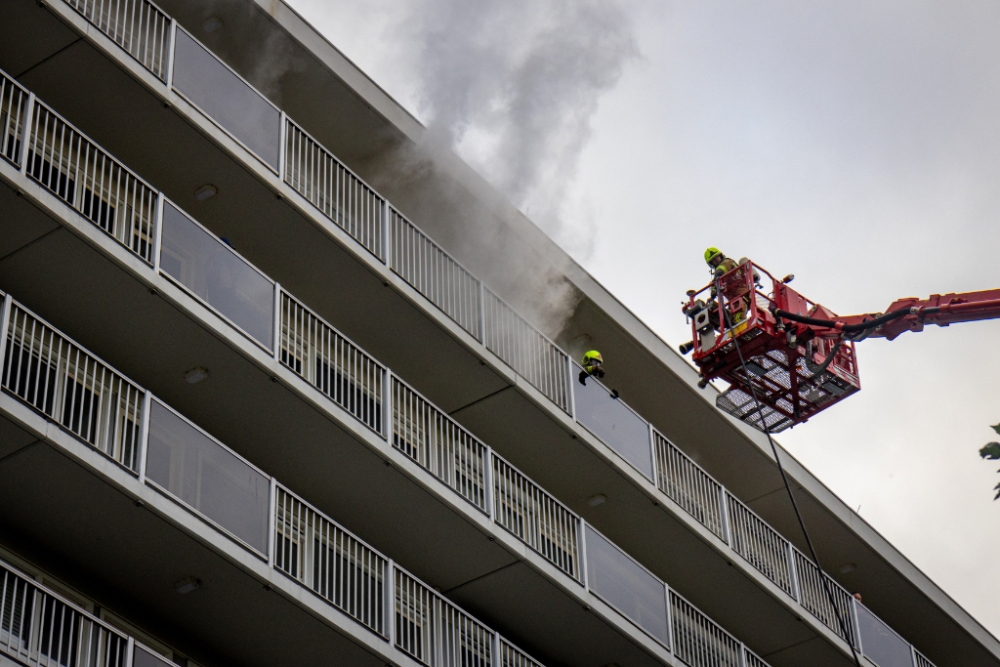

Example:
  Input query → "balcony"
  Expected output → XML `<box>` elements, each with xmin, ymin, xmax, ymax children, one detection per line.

<box><xmin>0</xmin><ymin>2</ymin><xmax>987</xmax><ymax>666</ymax></box>
<box><xmin>0</xmin><ymin>62</ymin><xmax>951</xmax><ymax>667</ymax></box>
<box><xmin>0</xmin><ymin>290</ymin><xmax>791</xmax><ymax>667</ymax></box>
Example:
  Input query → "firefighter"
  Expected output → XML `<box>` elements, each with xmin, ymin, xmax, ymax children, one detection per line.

<box><xmin>704</xmin><ymin>247</ymin><xmax>738</xmax><ymax>277</ymax></box>
<box><xmin>579</xmin><ymin>350</ymin><xmax>604</xmax><ymax>385</ymax></box>
<box><xmin>704</xmin><ymin>247</ymin><xmax>752</xmax><ymax>327</ymax></box>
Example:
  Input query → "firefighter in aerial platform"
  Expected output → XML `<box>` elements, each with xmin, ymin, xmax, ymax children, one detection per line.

<box><xmin>705</xmin><ymin>247</ymin><xmax>738</xmax><ymax>278</ymax></box>
<box><xmin>704</xmin><ymin>247</ymin><xmax>757</xmax><ymax>326</ymax></box>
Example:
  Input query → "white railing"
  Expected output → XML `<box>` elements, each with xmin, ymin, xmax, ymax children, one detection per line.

<box><xmin>0</xmin><ymin>563</ymin><xmax>130</xmax><ymax>667</ymax></box>
<box><xmin>725</xmin><ymin>493</ymin><xmax>795</xmax><ymax>596</ymax></box>
<box><xmin>275</xmin><ymin>485</ymin><xmax>387</xmax><ymax>636</ymax></box>
<box><xmin>284</xmin><ymin>120</ymin><xmax>384</xmax><ymax>259</ymax></box>
<box><xmin>279</xmin><ymin>291</ymin><xmax>385</xmax><ymax>435</ymax></box>
<box><xmin>389</xmin><ymin>208</ymin><xmax>482</xmax><ymax>338</ymax></box>
<box><xmin>793</xmin><ymin>549</ymin><xmax>855</xmax><ymax>645</ymax></box>
<box><xmin>652</xmin><ymin>430</ymin><xmax>725</xmax><ymax>540</ymax></box>
<box><xmin>394</xmin><ymin>568</ymin><xmax>493</xmax><ymax>667</ymax></box>
<box><xmin>25</xmin><ymin>99</ymin><xmax>156</xmax><ymax>263</ymax></box>
<box><xmin>391</xmin><ymin>377</ymin><xmax>489</xmax><ymax>512</ymax></box>
<box><xmin>913</xmin><ymin>649</ymin><xmax>939</xmax><ymax>667</ymax></box>
<box><xmin>669</xmin><ymin>591</ymin><xmax>742</xmax><ymax>667</ymax></box>
<box><xmin>0</xmin><ymin>293</ymin><xmax>782</xmax><ymax>667</ymax></box>
<box><xmin>493</xmin><ymin>455</ymin><xmax>581</xmax><ymax>580</ymax></box>
<box><xmin>498</xmin><ymin>638</ymin><xmax>543</xmax><ymax>667</ymax></box>
<box><xmin>64</xmin><ymin>0</ymin><xmax>172</xmax><ymax>81</ymax></box>
<box><xmin>5</xmin><ymin>35</ymin><xmax>945</xmax><ymax>663</ymax></box>
<box><xmin>2</xmin><ymin>302</ymin><xmax>142</xmax><ymax>471</ymax></box>
<box><xmin>0</xmin><ymin>71</ymin><xmax>29</xmax><ymax>167</ymax></box>
<box><xmin>483</xmin><ymin>289</ymin><xmax>571</xmax><ymax>412</ymax></box>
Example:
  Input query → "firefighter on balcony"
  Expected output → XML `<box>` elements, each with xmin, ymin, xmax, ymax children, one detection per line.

<box><xmin>579</xmin><ymin>350</ymin><xmax>605</xmax><ymax>386</ymax></box>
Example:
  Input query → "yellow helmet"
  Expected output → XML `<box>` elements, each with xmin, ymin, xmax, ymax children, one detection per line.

<box><xmin>582</xmin><ymin>350</ymin><xmax>603</xmax><ymax>364</ymax></box>
<box><xmin>704</xmin><ymin>247</ymin><xmax>723</xmax><ymax>265</ymax></box>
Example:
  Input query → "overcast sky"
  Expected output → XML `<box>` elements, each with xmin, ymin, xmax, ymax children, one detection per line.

<box><xmin>285</xmin><ymin>0</ymin><xmax>1000</xmax><ymax>638</ymax></box>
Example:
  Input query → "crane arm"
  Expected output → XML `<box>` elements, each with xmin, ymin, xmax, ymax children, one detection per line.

<box><xmin>774</xmin><ymin>288</ymin><xmax>1000</xmax><ymax>341</ymax></box>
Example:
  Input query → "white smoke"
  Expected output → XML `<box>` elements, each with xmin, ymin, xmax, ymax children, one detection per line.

<box><xmin>401</xmin><ymin>0</ymin><xmax>638</xmax><ymax>255</ymax></box>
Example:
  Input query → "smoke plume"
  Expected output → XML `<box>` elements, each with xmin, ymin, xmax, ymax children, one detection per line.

<box><xmin>404</xmin><ymin>0</ymin><xmax>637</xmax><ymax>252</ymax></box>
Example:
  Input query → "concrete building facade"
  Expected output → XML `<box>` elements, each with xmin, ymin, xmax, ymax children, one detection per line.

<box><xmin>0</xmin><ymin>1</ymin><xmax>996</xmax><ymax>667</ymax></box>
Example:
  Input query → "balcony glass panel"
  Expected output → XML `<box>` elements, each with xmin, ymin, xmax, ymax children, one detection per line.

<box><xmin>171</xmin><ymin>29</ymin><xmax>281</xmax><ymax>169</ymax></box>
<box><xmin>146</xmin><ymin>399</ymin><xmax>270</xmax><ymax>553</ymax></box>
<box><xmin>160</xmin><ymin>201</ymin><xmax>274</xmax><ymax>348</ymax></box>
<box><xmin>573</xmin><ymin>368</ymin><xmax>653</xmax><ymax>479</ymax></box>
<box><xmin>856</xmin><ymin>604</ymin><xmax>913</xmax><ymax>667</ymax></box>
<box><xmin>584</xmin><ymin>526</ymin><xmax>669</xmax><ymax>646</ymax></box>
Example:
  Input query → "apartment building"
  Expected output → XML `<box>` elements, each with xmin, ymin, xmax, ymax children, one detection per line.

<box><xmin>0</xmin><ymin>1</ymin><xmax>996</xmax><ymax>667</ymax></box>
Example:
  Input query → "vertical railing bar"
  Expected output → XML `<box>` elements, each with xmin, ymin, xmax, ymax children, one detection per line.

<box><xmin>141</xmin><ymin>390</ymin><xmax>155</xmax><ymax>482</ymax></box>
<box><xmin>278</xmin><ymin>111</ymin><xmax>287</xmax><ymax>183</ymax></box>
<box><xmin>272</xmin><ymin>283</ymin><xmax>281</xmax><ymax>360</ymax></box>
<box><xmin>165</xmin><ymin>19</ymin><xmax>177</xmax><ymax>88</ymax></box>
<box><xmin>18</xmin><ymin>92</ymin><xmax>35</xmax><ymax>175</ymax></box>
<box><xmin>0</xmin><ymin>294</ymin><xmax>11</xmax><ymax>391</ymax></box>
<box><xmin>267</xmin><ymin>476</ymin><xmax>277</xmax><ymax>568</ymax></box>
<box><xmin>152</xmin><ymin>192</ymin><xmax>164</xmax><ymax>272</ymax></box>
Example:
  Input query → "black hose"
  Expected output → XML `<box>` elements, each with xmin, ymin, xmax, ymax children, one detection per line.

<box><xmin>773</xmin><ymin>306</ymin><xmax>910</xmax><ymax>332</ymax></box>
<box><xmin>718</xmin><ymin>280</ymin><xmax>863</xmax><ymax>667</ymax></box>
<box><xmin>804</xmin><ymin>338</ymin><xmax>844</xmax><ymax>376</ymax></box>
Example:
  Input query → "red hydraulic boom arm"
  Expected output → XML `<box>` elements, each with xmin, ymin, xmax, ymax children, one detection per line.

<box><xmin>773</xmin><ymin>289</ymin><xmax>1000</xmax><ymax>342</ymax></box>
<box><xmin>681</xmin><ymin>261</ymin><xmax>1000</xmax><ymax>433</ymax></box>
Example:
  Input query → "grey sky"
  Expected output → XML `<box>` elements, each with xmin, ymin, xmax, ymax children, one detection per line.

<box><xmin>286</xmin><ymin>0</ymin><xmax>1000</xmax><ymax>637</ymax></box>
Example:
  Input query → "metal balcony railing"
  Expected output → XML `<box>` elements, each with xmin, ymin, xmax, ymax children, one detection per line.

<box><xmin>0</xmin><ymin>562</ymin><xmax>130</xmax><ymax>667</ymax></box>
<box><xmin>64</xmin><ymin>0</ymin><xmax>171</xmax><ymax>81</ymax></box>
<box><xmin>284</xmin><ymin>120</ymin><xmax>385</xmax><ymax>259</ymax></box>
<box><xmin>391</xmin><ymin>377</ymin><xmax>489</xmax><ymax>512</ymax></box>
<box><xmin>725</xmin><ymin>493</ymin><xmax>795</xmax><ymax>597</ymax></box>
<box><xmin>0</xmin><ymin>71</ymin><xmax>29</xmax><ymax>168</ymax></box>
<box><xmin>483</xmin><ymin>289</ymin><xmax>571</xmax><ymax>413</ymax></box>
<box><xmin>275</xmin><ymin>485</ymin><xmax>387</xmax><ymax>636</ymax></box>
<box><xmin>793</xmin><ymin>549</ymin><xmax>855</xmax><ymax>645</ymax></box>
<box><xmin>279</xmin><ymin>292</ymin><xmax>385</xmax><ymax>435</ymax></box>
<box><xmin>1</xmin><ymin>24</ymin><xmax>949</xmax><ymax>662</ymax></box>
<box><xmin>1</xmin><ymin>291</ymin><xmax>789</xmax><ymax>667</ymax></box>
<box><xmin>652</xmin><ymin>431</ymin><xmax>725</xmax><ymax>540</ymax></box>
<box><xmin>669</xmin><ymin>591</ymin><xmax>741</xmax><ymax>667</ymax></box>
<box><xmin>389</xmin><ymin>208</ymin><xmax>482</xmax><ymax>338</ymax></box>
<box><xmin>24</xmin><ymin>98</ymin><xmax>156</xmax><ymax>263</ymax></box>
<box><xmin>1</xmin><ymin>303</ymin><xmax>142</xmax><ymax>471</ymax></box>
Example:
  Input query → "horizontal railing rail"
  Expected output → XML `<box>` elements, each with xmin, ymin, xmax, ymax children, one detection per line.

<box><xmin>493</xmin><ymin>454</ymin><xmax>581</xmax><ymax>580</ymax></box>
<box><xmin>24</xmin><ymin>96</ymin><xmax>157</xmax><ymax>264</ymax></box>
<box><xmin>7</xmin><ymin>28</ymin><xmax>945</xmax><ymax>663</ymax></box>
<box><xmin>1</xmin><ymin>301</ymin><xmax>142</xmax><ymax>471</ymax></box>
<box><xmin>64</xmin><ymin>0</ymin><xmax>172</xmax><ymax>81</ymax></box>
<box><xmin>0</xmin><ymin>561</ymin><xmax>130</xmax><ymax>667</ymax></box>
<box><xmin>391</xmin><ymin>376</ymin><xmax>488</xmax><ymax>512</ymax></box>
<box><xmin>0</xmin><ymin>71</ymin><xmax>29</xmax><ymax>168</ymax></box>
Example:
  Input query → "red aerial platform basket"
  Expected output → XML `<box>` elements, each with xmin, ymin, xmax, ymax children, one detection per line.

<box><xmin>683</xmin><ymin>261</ymin><xmax>860</xmax><ymax>432</ymax></box>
